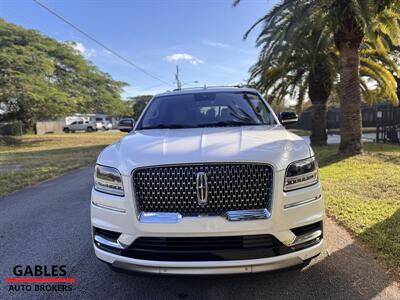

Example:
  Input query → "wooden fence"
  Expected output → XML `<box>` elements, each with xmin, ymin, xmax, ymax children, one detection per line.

<box><xmin>36</xmin><ymin>121</ymin><xmax>64</xmax><ymax>135</ymax></box>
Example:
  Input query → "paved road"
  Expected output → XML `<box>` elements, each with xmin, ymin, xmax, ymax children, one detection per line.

<box><xmin>0</xmin><ymin>168</ymin><xmax>399</xmax><ymax>300</ymax></box>
<box><xmin>302</xmin><ymin>133</ymin><xmax>375</xmax><ymax>145</ymax></box>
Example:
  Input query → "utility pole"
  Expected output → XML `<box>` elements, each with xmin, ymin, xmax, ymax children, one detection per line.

<box><xmin>175</xmin><ymin>65</ymin><xmax>182</xmax><ymax>90</ymax></box>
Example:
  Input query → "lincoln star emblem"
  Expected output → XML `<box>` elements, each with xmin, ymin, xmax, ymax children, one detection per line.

<box><xmin>196</xmin><ymin>172</ymin><xmax>208</xmax><ymax>206</ymax></box>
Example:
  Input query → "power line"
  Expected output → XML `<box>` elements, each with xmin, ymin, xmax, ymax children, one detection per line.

<box><xmin>33</xmin><ymin>0</ymin><xmax>172</xmax><ymax>86</ymax></box>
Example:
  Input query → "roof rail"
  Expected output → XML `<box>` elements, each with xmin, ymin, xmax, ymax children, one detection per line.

<box><xmin>172</xmin><ymin>84</ymin><xmax>247</xmax><ymax>92</ymax></box>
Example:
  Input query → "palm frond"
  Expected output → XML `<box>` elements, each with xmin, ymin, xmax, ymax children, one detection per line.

<box><xmin>360</xmin><ymin>58</ymin><xmax>399</xmax><ymax>105</ymax></box>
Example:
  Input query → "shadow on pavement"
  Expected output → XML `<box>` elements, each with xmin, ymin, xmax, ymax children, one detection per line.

<box><xmin>73</xmin><ymin>241</ymin><xmax>397</xmax><ymax>300</ymax></box>
<box><xmin>360</xmin><ymin>208</ymin><xmax>400</xmax><ymax>277</ymax></box>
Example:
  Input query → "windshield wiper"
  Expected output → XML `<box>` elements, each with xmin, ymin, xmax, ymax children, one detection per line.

<box><xmin>198</xmin><ymin>121</ymin><xmax>265</xmax><ymax>128</ymax></box>
<box><xmin>140</xmin><ymin>124</ymin><xmax>199</xmax><ymax>130</ymax></box>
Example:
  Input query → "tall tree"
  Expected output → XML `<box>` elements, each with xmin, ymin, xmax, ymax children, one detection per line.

<box><xmin>129</xmin><ymin>95</ymin><xmax>153</xmax><ymax>120</ymax></box>
<box><xmin>0</xmin><ymin>19</ymin><xmax>130</xmax><ymax>125</ymax></box>
<box><xmin>244</xmin><ymin>6</ymin><xmax>398</xmax><ymax>146</ymax></box>
<box><xmin>235</xmin><ymin>0</ymin><xmax>400</xmax><ymax>155</ymax></box>
<box><xmin>329</xmin><ymin>1</ymin><xmax>399</xmax><ymax>154</ymax></box>
<box><xmin>246</xmin><ymin>8</ymin><xmax>337</xmax><ymax>146</ymax></box>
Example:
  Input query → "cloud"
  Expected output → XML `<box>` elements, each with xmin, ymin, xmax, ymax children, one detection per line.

<box><xmin>102</xmin><ymin>49</ymin><xmax>112</xmax><ymax>55</ymax></box>
<box><xmin>67</xmin><ymin>41</ymin><xmax>97</xmax><ymax>58</ymax></box>
<box><xmin>202</xmin><ymin>40</ymin><xmax>230</xmax><ymax>49</ymax></box>
<box><xmin>123</xmin><ymin>85</ymin><xmax>170</xmax><ymax>98</ymax></box>
<box><xmin>214</xmin><ymin>65</ymin><xmax>241</xmax><ymax>74</ymax></box>
<box><xmin>201</xmin><ymin>39</ymin><xmax>256</xmax><ymax>55</ymax></box>
<box><xmin>70</xmin><ymin>42</ymin><xmax>85</xmax><ymax>53</ymax></box>
<box><xmin>164</xmin><ymin>53</ymin><xmax>204</xmax><ymax>65</ymax></box>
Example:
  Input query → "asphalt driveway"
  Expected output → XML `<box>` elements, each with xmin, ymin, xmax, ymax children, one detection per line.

<box><xmin>0</xmin><ymin>167</ymin><xmax>398</xmax><ymax>300</ymax></box>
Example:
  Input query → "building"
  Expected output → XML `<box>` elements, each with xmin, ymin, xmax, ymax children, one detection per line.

<box><xmin>65</xmin><ymin>113</ymin><xmax>123</xmax><ymax>129</ymax></box>
<box><xmin>35</xmin><ymin>113</ymin><xmax>123</xmax><ymax>134</ymax></box>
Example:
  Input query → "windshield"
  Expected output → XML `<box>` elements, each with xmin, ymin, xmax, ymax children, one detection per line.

<box><xmin>137</xmin><ymin>92</ymin><xmax>274</xmax><ymax>130</ymax></box>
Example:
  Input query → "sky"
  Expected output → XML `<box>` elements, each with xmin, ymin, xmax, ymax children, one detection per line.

<box><xmin>0</xmin><ymin>0</ymin><xmax>277</xmax><ymax>98</ymax></box>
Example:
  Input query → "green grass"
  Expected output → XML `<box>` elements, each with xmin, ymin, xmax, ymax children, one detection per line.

<box><xmin>0</xmin><ymin>132</ymin><xmax>124</xmax><ymax>196</ymax></box>
<box><xmin>315</xmin><ymin>143</ymin><xmax>400</xmax><ymax>275</ymax></box>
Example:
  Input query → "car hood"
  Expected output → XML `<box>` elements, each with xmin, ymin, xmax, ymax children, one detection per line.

<box><xmin>98</xmin><ymin>125</ymin><xmax>311</xmax><ymax>175</ymax></box>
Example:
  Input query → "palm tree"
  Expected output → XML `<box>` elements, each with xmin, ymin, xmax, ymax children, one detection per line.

<box><xmin>235</xmin><ymin>0</ymin><xmax>400</xmax><ymax>155</ymax></box>
<box><xmin>247</xmin><ymin>9</ymin><xmax>336</xmax><ymax>146</ymax></box>
<box><xmin>330</xmin><ymin>1</ymin><xmax>400</xmax><ymax>154</ymax></box>
<box><xmin>245</xmin><ymin>7</ymin><xmax>398</xmax><ymax>146</ymax></box>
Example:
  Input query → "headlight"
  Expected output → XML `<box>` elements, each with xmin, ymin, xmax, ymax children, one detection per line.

<box><xmin>94</xmin><ymin>165</ymin><xmax>124</xmax><ymax>196</ymax></box>
<box><xmin>284</xmin><ymin>157</ymin><xmax>318</xmax><ymax>191</ymax></box>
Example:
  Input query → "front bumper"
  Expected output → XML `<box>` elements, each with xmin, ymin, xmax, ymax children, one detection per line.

<box><xmin>91</xmin><ymin>169</ymin><xmax>324</xmax><ymax>274</ymax></box>
<box><xmin>95</xmin><ymin>240</ymin><xmax>323</xmax><ymax>274</ymax></box>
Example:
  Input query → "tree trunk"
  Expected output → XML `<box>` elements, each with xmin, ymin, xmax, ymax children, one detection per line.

<box><xmin>334</xmin><ymin>14</ymin><xmax>364</xmax><ymax>155</ymax></box>
<box><xmin>310</xmin><ymin>101</ymin><xmax>328</xmax><ymax>146</ymax></box>
<box><xmin>338</xmin><ymin>45</ymin><xmax>363</xmax><ymax>155</ymax></box>
<box><xmin>308</xmin><ymin>63</ymin><xmax>332</xmax><ymax>147</ymax></box>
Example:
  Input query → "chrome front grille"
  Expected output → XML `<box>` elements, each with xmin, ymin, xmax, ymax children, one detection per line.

<box><xmin>132</xmin><ymin>163</ymin><xmax>273</xmax><ymax>217</ymax></box>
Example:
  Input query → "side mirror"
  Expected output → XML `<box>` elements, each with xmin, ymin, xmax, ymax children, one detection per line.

<box><xmin>118</xmin><ymin>119</ymin><xmax>135</xmax><ymax>132</ymax></box>
<box><xmin>279</xmin><ymin>112</ymin><xmax>298</xmax><ymax>126</ymax></box>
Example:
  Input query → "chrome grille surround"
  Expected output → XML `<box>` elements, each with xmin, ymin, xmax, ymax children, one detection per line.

<box><xmin>132</xmin><ymin>163</ymin><xmax>273</xmax><ymax>217</ymax></box>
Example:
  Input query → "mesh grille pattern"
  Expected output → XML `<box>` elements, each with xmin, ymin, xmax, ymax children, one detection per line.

<box><xmin>132</xmin><ymin>164</ymin><xmax>273</xmax><ymax>217</ymax></box>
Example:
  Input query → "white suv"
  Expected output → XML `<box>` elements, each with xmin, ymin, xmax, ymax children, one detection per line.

<box><xmin>91</xmin><ymin>87</ymin><xmax>324</xmax><ymax>274</ymax></box>
<box><xmin>63</xmin><ymin>120</ymin><xmax>97</xmax><ymax>133</ymax></box>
